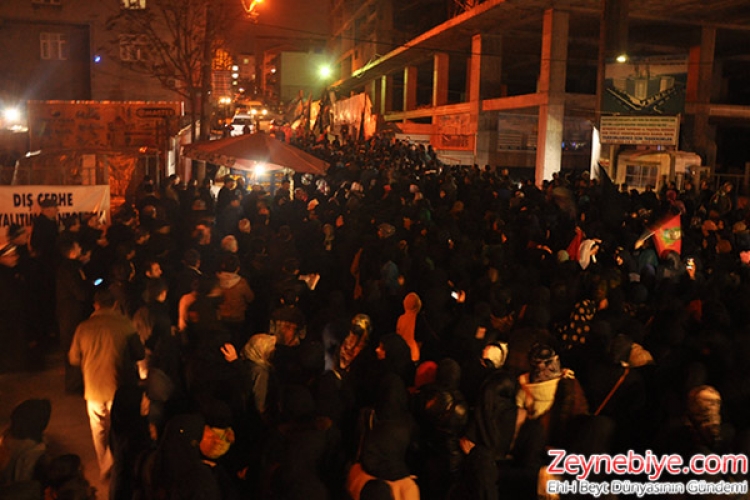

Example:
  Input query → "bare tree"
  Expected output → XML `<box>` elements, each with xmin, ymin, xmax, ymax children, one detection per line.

<box><xmin>106</xmin><ymin>0</ymin><xmax>242</xmax><ymax>141</ymax></box>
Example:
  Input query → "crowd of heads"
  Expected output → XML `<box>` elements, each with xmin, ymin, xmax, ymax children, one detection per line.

<box><xmin>2</xmin><ymin>130</ymin><xmax>750</xmax><ymax>499</ymax></box>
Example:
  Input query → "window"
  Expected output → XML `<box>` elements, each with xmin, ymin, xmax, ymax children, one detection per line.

<box><xmin>121</xmin><ymin>0</ymin><xmax>146</xmax><ymax>8</ymax></box>
<box><xmin>624</xmin><ymin>164</ymin><xmax>659</xmax><ymax>190</ymax></box>
<box><xmin>119</xmin><ymin>34</ymin><xmax>149</xmax><ymax>62</ymax></box>
<box><xmin>40</xmin><ymin>33</ymin><xmax>68</xmax><ymax>60</ymax></box>
<box><xmin>32</xmin><ymin>0</ymin><xmax>62</xmax><ymax>5</ymax></box>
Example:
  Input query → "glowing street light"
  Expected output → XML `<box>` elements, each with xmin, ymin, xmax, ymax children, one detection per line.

<box><xmin>319</xmin><ymin>65</ymin><xmax>332</xmax><ymax>79</ymax></box>
<box><xmin>3</xmin><ymin>107</ymin><xmax>21</xmax><ymax>124</ymax></box>
<box><xmin>241</xmin><ymin>0</ymin><xmax>263</xmax><ymax>17</ymax></box>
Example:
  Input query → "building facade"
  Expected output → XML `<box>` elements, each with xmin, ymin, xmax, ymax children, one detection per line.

<box><xmin>0</xmin><ymin>0</ymin><xmax>178</xmax><ymax>107</ymax></box>
<box><xmin>328</xmin><ymin>0</ymin><xmax>750</xmax><ymax>185</ymax></box>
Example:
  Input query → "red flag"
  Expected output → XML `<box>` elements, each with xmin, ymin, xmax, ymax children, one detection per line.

<box><xmin>566</xmin><ymin>226</ymin><xmax>585</xmax><ymax>261</ymax></box>
<box><xmin>653</xmin><ymin>214</ymin><xmax>682</xmax><ymax>257</ymax></box>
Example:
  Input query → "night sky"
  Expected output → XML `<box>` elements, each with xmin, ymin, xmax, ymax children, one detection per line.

<box><xmin>232</xmin><ymin>0</ymin><xmax>330</xmax><ymax>54</ymax></box>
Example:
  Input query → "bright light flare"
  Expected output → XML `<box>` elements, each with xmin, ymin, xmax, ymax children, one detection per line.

<box><xmin>319</xmin><ymin>65</ymin><xmax>332</xmax><ymax>79</ymax></box>
<box><xmin>254</xmin><ymin>163</ymin><xmax>266</xmax><ymax>176</ymax></box>
<box><xmin>615</xmin><ymin>53</ymin><xmax>629</xmax><ymax>63</ymax></box>
<box><xmin>3</xmin><ymin>107</ymin><xmax>21</xmax><ymax>124</ymax></box>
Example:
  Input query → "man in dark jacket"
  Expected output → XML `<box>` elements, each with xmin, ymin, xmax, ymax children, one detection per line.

<box><xmin>30</xmin><ymin>198</ymin><xmax>60</xmax><ymax>346</ymax></box>
<box><xmin>56</xmin><ymin>235</ymin><xmax>93</xmax><ymax>394</ymax></box>
<box><xmin>0</xmin><ymin>242</ymin><xmax>30</xmax><ymax>373</ymax></box>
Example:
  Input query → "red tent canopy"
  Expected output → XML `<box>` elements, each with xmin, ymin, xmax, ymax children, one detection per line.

<box><xmin>182</xmin><ymin>133</ymin><xmax>328</xmax><ymax>175</ymax></box>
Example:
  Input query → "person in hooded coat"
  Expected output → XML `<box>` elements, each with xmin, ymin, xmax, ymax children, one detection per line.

<box><xmin>0</xmin><ymin>399</ymin><xmax>52</xmax><ymax>487</ymax></box>
<box><xmin>348</xmin><ymin>373</ymin><xmax>419</xmax><ymax>500</ymax></box>
<box><xmin>396</xmin><ymin>292</ymin><xmax>423</xmax><ymax>363</ymax></box>
<box><xmin>215</xmin><ymin>254</ymin><xmax>254</xmax><ymax>348</ymax></box>
<box><xmin>413</xmin><ymin>358</ymin><xmax>468</xmax><ymax>499</ymax></box>
<box><xmin>453</xmin><ymin>371</ymin><xmax>521</xmax><ymax>500</ymax></box>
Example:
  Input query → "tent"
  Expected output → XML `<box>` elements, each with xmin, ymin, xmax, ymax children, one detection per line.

<box><xmin>182</xmin><ymin>133</ymin><xmax>329</xmax><ymax>176</ymax></box>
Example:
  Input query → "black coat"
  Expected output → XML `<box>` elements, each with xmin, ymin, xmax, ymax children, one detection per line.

<box><xmin>55</xmin><ymin>257</ymin><xmax>93</xmax><ymax>347</ymax></box>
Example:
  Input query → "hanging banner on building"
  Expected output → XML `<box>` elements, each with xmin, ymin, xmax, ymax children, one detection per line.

<box><xmin>434</xmin><ymin>114</ymin><xmax>474</xmax><ymax>151</ymax></box>
<box><xmin>331</xmin><ymin>93</ymin><xmax>376</xmax><ymax>140</ymax></box>
<box><xmin>0</xmin><ymin>185</ymin><xmax>110</xmax><ymax>229</ymax></box>
<box><xmin>602</xmin><ymin>56</ymin><xmax>687</xmax><ymax>115</ymax></box>
<box><xmin>600</xmin><ymin>115</ymin><xmax>680</xmax><ymax>146</ymax></box>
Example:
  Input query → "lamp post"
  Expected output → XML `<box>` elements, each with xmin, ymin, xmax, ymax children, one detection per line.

<box><xmin>241</xmin><ymin>0</ymin><xmax>263</xmax><ymax>20</ymax></box>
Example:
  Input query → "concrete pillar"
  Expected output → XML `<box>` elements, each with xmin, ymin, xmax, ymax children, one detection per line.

<box><xmin>404</xmin><ymin>66</ymin><xmax>418</xmax><ymax>111</ymax></box>
<box><xmin>535</xmin><ymin>9</ymin><xmax>569</xmax><ymax>187</ymax></box>
<box><xmin>687</xmin><ymin>26</ymin><xmax>717</xmax><ymax>167</ymax></box>
<box><xmin>469</xmin><ymin>34</ymin><xmax>503</xmax><ymax>167</ymax></box>
<box><xmin>380</xmin><ymin>75</ymin><xmax>393</xmax><ymax>114</ymax></box>
<box><xmin>433</xmin><ymin>52</ymin><xmax>449</xmax><ymax>107</ymax></box>
<box><xmin>369</xmin><ymin>79</ymin><xmax>382</xmax><ymax>116</ymax></box>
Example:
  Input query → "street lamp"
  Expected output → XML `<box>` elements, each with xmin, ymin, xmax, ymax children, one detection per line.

<box><xmin>319</xmin><ymin>65</ymin><xmax>332</xmax><ymax>80</ymax></box>
<box><xmin>241</xmin><ymin>0</ymin><xmax>263</xmax><ymax>19</ymax></box>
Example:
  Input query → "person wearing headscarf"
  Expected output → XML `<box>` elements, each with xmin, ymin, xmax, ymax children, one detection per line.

<box><xmin>317</xmin><ymin>314</ymin><xmax>375</xmax><ymax>460</ymax></box>
<box><xmin>514</xmin><ymin>344</ymin><xmax>589</xmax><ymax>452</ymax></box>
<box><xmin>655</xmin><ymin>385</ymin><xmax>745</xmax><ymax>495</ymax></box>
<box><xmin>459</xmin><ymin>340</ymin><xmax>510</xmax><ymax>409</ymax></box>
<box><xmin>658</xmin><ymin>385</ymin><xmax>731</xmax><ymax>458</ymax></box>
<box><xmin>0</xmin><ymin>399</ymin><xmax>52</xmax><ymax>486</ymax></box>
<box><xmin>222</xmin><ymin>333</ymin><xmax>278</xmax><ymax>423</ymax></box>
<box><xmin>578</xmin><ymin>239</ymin><xmax>601</xmax><ymax>270</ymax></box>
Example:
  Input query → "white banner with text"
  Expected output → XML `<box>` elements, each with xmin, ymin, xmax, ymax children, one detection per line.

<box><xmin>0</xmin><ymin>185</ymin><xmax>110</xmax><ymax>229</ymax></box>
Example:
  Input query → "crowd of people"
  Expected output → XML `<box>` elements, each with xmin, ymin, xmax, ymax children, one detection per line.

<box><xmin>1</xmin><ymin>129</ymin><xmax>750</xmax><ymax>500</ymax></box>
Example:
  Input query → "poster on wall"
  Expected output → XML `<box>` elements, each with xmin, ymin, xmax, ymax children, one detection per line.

<box><xmin>495</xmin><ymin>113</ymin><xmax>592</xmax><ymax>151</ymax></box>
<box><xmin>602</xmin><ymin>56</ymin><xmax>687</xmax><ymax>115</ymax></box>
<box><xmin>0</xmin><ymin>185</ymin><xmax>110</xmax><ymax>229</ymax></box>
<box><xmin>600</xmin><ymin>115</ymin><xmax>680</xmax><ymax>146</ymax></box>
<box><xmin>434</xmin><ymin>114</ymin><xmax>474</xmax><ymax>151</ymax></box>
<box><xmin>27</xmin><ymin>101</ymin><xmax>183</xmax><ymax>151</ymax></box>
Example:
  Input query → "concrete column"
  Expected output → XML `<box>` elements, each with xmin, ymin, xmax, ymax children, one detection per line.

<box><xmin>380</xmin><ymin>75</ymin><xmax>393</xmax><ymax>114</ymax></box>
<box><xmin>433</xmin><ymin>52</ymin><xmax>449</xmax><ymax>107</ymax></box>
<box><xmin>535</xmin><ymin>9</ymin><xmax>569</xmax><ymax>187</ymax></box>
<box><xmin>369</xmin><ymin>79</ymin><xmax>382</xmax><ymax>116</ymax></box>
<box><xmin>687</xmin><ymin>26</ymin><xmax>717</xmax><ymax>167</ymax></box>
<box><xmin>404</xmin><ymin>66</ymin><xmax>418</xmax><ymax>111</ymax></box>
<box><xmin>469</xmin><ymin>34</ymin><xmax>503</xmax><ymax>167</ymax></box>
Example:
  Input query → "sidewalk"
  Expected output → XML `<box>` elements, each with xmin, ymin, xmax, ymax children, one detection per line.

<box><xmin>0</xmin><ymin>352</ymin><xmax>109</xmax><ymax>498</ymax></box>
